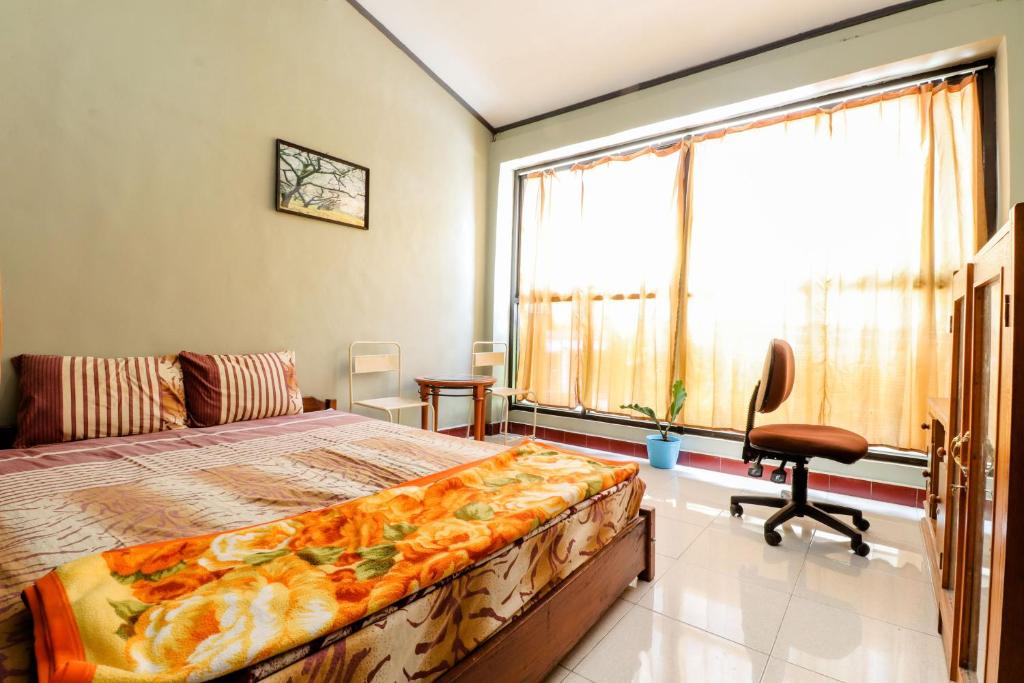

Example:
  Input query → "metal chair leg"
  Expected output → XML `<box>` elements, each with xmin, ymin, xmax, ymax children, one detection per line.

<box><xmin>813</xmin><ymin>500</ymin><xmax>866</xmax><ymax>526</ymax></box>
<box><xmin>804</xmin><ymin>504</ymin><xmax>863</xmax><ymax>544</ymax></box>
<box><xmin>764</xmin><ymin>500</ymin><xmax>800</xmax><ymax>531</ymax></box>
<box><xmin>528</xmin><ymin>392</ymin><xmax>538</xmax><ymax>439</ymax></box>
<box><xmin>730</xmin><ymin>495</ymin><xmax>787</xmax><ymax>509</ymax></box>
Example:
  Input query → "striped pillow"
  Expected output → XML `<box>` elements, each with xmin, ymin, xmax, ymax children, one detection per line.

<box><xmin>12</xmin><ymin>354</ymin><xmax>188</xmax><ymax>448</ymax></box>
<box><xmin>179</xmin><ymin>351</ymin><xmax>303</xmax><ymax>427</ymax></box>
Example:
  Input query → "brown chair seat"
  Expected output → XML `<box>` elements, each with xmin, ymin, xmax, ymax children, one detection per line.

<box><xmin>749</xmin><ymin>424</ymin><xmax>868</xmax><ymax>465</ymax></box>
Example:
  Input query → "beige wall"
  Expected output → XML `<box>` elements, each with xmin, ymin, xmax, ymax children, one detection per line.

<box><xmin>487</xmin><ymin>0</ymin><xmax>1024</xmax><ymax>342</ymax></box>
<box><xmin>0</xmin><ymin>0</ymin><xmax>492</xmax><ymax>428</ymax></box>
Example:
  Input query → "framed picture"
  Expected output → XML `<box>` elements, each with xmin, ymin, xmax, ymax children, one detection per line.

<box><xmin>276</xmin><ymin>139</ymin><xmax>369</xmax><ymax>229</ymax></box>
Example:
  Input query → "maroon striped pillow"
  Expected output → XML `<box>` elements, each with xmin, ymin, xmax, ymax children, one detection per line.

<box><xmin>12</xmin><ymin>354</ymin><xmax>188</xmax><ymax>448</ymax></box>
<box><xmin>179</xmin><ymin>351</ymin><xmax>303</xmax><ymax>427</ymax></box>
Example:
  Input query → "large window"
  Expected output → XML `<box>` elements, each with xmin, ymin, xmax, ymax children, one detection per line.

<box><xmin>513</xmin><ymin>69</ymin><xmax>990</xmax><ymax>450</ymax></box>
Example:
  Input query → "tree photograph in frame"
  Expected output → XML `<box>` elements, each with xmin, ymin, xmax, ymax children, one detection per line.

<box><xmin>276</xmin><ymin>139</ymin><xmax>369</xmax><ymax>229</ymax></box>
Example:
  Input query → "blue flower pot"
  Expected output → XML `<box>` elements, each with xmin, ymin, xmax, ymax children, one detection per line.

<box><xmin>646</xmin><ymin>434</ymin><xmax>681</xmax><ymax>469</ymax></box>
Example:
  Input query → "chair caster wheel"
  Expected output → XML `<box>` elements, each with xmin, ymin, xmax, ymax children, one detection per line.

<box><xmin>764</xmin><ymin>530</ymin><xmax>782</xmax><ymax>546</ymax></box>
<box><xmin>854</xmin><ymin>518</ymin><xmax>870</xmax><ymax>531</ymax></box>
<box><xmin>730</xmin><ymin>503</ymin><xmax>743</xmax><ymax>518</ymax></box>
<box><xmin>852</xmin><ymin>541</ymin><xmax>870</xmax><ymax>557</ymax></box>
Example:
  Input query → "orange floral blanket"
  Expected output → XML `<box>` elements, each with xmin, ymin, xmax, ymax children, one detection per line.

<box><xmin>24</xmin><ymin>441</ymin><xmax>638</xmax><ymax>683</ymax></box>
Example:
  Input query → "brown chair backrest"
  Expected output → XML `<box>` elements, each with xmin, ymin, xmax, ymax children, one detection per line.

<box><xmin>754</xmin><ymin>339</ymin><xmax>795</xmax><ymax>414</ymax></box>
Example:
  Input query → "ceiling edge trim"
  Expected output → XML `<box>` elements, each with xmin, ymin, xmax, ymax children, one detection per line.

<box><xmin>492</xmin><ymin>0</ymin><xmax>945</xmax><ymax>134</ymax></box>
<box><xmin>346</xmin><ymin>0</ymin><xmax>497</xmax><ymax>135</ymax></box>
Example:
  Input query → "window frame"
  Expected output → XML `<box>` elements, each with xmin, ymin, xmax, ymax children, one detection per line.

<box><xmin>506</xmin><ymin>58</ymin><xmax>998</xmax><ymax>464</ymax></box>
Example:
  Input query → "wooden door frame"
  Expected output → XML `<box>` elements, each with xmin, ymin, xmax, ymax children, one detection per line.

<box><xmin>956</xmin><ymin>246</ymin><xmax>1004</xmax><ymax>678</ymax></box>
<box><xmin>939</xmin><ymin>262</ymin><xmax>973</xmax><ymax>679</ymax></box>
<box><xmin>953</xmin><ymin>205</ymin><xmax>1022</xmax><ymax>682</ymax></box>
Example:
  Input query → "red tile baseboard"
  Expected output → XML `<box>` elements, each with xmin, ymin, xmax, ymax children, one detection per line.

<box><xmin>507</xmin><ymin>421</ymin><xmax>923</xmax><ymax>509</ymax></box>
<box><xmin>437</xmin><ymin>421</ymin><xmax>923</xmax><ymax>510</ymax></box>
<box><xmin>437</xmin><ymin>423</ymin><xmax>505</xmax><ymax>437</ymax></box>
<box><xmin>688</xmin><ymin>452</ymin><xmax>721</xmax><ymax>471</ymax></box>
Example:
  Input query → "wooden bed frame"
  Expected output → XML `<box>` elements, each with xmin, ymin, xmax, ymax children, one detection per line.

<box><xmin>446</xmin><ymin>506</ymin><xmax>656</xmax><ymax>683</ymax></box>
<box><xmin>302</xmin><ymin>396</ymin><xmax>338</xmax><ymax>412</ymax></box>
<box><xmin>308</xmin><ymin>394</ymin><xmax>656</xmax><ymax>682</ymax></box>
<box><xmin>0</xmin><ymin>395</ymin><xmax>654</xmax><ymax>681</ymax></box>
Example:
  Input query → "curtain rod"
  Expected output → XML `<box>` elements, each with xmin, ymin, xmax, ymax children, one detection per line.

<box><xmin>517</xmin><ymin>63</ymin><xmax>988</xmax><ymax>177</ymax></box>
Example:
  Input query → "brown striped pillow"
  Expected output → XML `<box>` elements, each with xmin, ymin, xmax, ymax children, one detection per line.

<box><xmin>12</xmin><ymin>354</ymin><xmax>188</xmax><ymax>448</ymax></box>
<box><xmin>179</xmin><ymin>351</ymin><xmax>303</xmax><ymax>427</ymax></box>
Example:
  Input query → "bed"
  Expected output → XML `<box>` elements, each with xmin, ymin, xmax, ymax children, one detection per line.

<box><xmin>0</xmin><ymin>405</ymin><xmax>653</xmax><ymax>682</ymax></box>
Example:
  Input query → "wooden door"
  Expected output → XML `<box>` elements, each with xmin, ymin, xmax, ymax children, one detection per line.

<box><xmin>942</xmin><ymin>264</ymin><xmax>974</xmax><ymax>593</ymax></box>
<box><xmin>937</xmin><ymin>263</ymin><xmax>973</xmax><ymax>674</ymax></box>
<box><xmin>954</xmin><ymin>216</ymin><xmax>1014</xmax><ymax>682</ymax></box>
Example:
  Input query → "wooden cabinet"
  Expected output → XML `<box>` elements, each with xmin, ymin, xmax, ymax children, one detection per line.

<box><xmin>922</xmin><ymin>204</ymin><xmax>1024</xmax><ymax>682</ymax></box>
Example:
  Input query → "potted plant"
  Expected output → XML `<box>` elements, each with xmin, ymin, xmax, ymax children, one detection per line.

<box><xmin>621</xmin><ymin>380</ymin><xmax>687</xmax><ymax>469</ymax></box>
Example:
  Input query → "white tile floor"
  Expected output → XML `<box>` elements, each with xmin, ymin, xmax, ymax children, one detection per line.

<box><xmin>537</xmin><ymin>442</ymin><xmax>943</xmax><ymax>683</ymax></box>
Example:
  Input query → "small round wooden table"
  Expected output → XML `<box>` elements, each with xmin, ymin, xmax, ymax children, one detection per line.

<box><xmin>415</xmin><ymin>374</ymin><xmax>496</xmax><ymax>441</ymax></box>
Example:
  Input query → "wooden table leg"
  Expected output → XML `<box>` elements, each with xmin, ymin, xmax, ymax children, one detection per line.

<box><xmin>419</xmin><ymin>383</ymin><xmax>430</xmax><ymax>430</ymax></box>
<box><xmin>473</xmin><ymin>385</ymin><xmax>486</xmax><ymax>441</ymax></box>
<box><xmin>432</xmin><ymin>388</ymin><xmax>440</xmax><ymax>432</ymax></box>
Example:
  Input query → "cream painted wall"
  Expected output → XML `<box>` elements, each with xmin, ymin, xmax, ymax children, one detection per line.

<box><xmin>487</xmin><ymin>0</ymin><xmax>1024</xmax><ymax>344</ymax></box>
<box><xmin>0</xmin><ymin>0</ymin><xmax>492</xmax><ymax>428</ymax></box>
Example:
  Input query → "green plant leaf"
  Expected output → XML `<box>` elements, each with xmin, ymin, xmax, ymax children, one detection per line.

<box><xmin>515</xmin><ymin>472</ymin><xmax>543</xmax><ymax>484</ymax></box>
<box><xmin>383</xmin><ymin>522</ymin><xmax>417</xmax><ymax>541</ymax></box>
<box><xmin>355</xmin><ymin>557</ymin><xmax>395</xmax><ymax>581</ymax></box>
<box><xmin>297</xmin><ymin>546</ymin><xmax>346</xmax><ymax>565</ymax></box>
<box><xmin>242</xmin><ymin>549</ymin><xmax>291</xmax><ymax>566</ymax></box>
<box><xmin>108</xmin><ymin>598</ymin><xmax>151</xmax><ymax>623</ymax></box>
<box><xmin>620</xmin><ymin>403</ymin><xmax>660</xmax><ymax>425</ymax></box>
<box><xmin>358</xmin><ymin>543</ymin><xmax>398</xmax><ymax>561</ymax></box>
<box><xmin>667</xmin><ymin>380</ymin><xmax>687</xmax><ymax>423</ymax></box>
<box><xmin>454</xmin><ymin>502</ymin><xmax>494</xmax><ymax>521</ymax></box>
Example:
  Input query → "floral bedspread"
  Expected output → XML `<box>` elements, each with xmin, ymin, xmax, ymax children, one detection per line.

<box><xmin>24</xmin><ymin>440</ymin><xmax>639</xmax><ymax>682</ymax></box>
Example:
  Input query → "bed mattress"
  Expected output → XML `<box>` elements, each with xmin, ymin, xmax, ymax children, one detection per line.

<box><xmin>0</xmin><ymin>411</ymin><xmax>644</xmax><ymax>681</ymax></box>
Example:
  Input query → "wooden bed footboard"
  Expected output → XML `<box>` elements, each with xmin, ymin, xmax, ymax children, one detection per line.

<box><xmin>443</xmin><ymin>505</ymin><xmax>656</xmax><ymax>683</ymax></box>
<box><xmin>302</xmin><ymin>396</ymin><xmax>337</xmax><ymax>412</ymax></box>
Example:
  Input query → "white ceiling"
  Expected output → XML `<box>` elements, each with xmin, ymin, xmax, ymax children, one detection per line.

<box><xmin>356</xmin><ymin>0</ymin><xmax>913</xmax><ymax>129</ymax></box>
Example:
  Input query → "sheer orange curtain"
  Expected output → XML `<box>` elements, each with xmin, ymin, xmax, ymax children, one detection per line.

<box><xmin>682</xmin><ymin>77</ymin><xmax>985</xmax><ymax>449</ymax></box>
<box><xmin>516</xmin><ymin>143</ymin><xmax>690</xmax><ymax>414</ymax></box>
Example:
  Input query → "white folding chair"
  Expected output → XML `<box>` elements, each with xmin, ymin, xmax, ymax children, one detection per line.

<box><xmin>469</xmin><ymin>341</ymin><xmax>537</xmax><ymax>442</ymax></box>
<box><xmin>349</xmin><ymin>341</ymin><xmax>432</xmax><ymax>426</ymax></box>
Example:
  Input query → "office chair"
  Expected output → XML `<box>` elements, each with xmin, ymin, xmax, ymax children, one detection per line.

<box><xmin>729</xmin><ymin>339</ymin><xmax>871</xmax><ymax>556</ymax></box>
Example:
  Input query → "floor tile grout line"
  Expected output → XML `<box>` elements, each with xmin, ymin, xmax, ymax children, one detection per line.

<box><xmin>666</xmin><ymin>516</ymin><xmax>814</xmax><ymax>595</ymax></box>
<box><xmin>766</xmin><ymin>591</ymin><xmax>801</xmax><ymax>673</ymax></box>
<box><xmin>564</xmin><ymin>600</ymin><xmax>634</xmax><ymax>674</ymax></box>
<box><xmin>628</xmin><ymin>599</ymin><xmax>783</xmax><ymax>658</ymax></box>
<box><xmin>784</xmin><ymin>593</ymin><xmax>945</xmax><ymax>646</ymax></box>
<box><xmin>759</xmin><ymin>656</ymin><xmax>847</xmax><ymax>683</ymax></box>
<box><xmin>668</xmin><ymin>551</ymin><xmax>802</xmax><ymax>597</ymax></box>
<box><xmin>793</xmin><ymin>534</ymin><xmax>940</xmax><ymax>636</ymax></box>
<box><xmin>754</xmin><ymin>654</ymin><xmax>771</xmax><ymax>683</ymax></box>
<box><xmin>598</xmin><ymin>454</ymin><xmax>939</xmax><ymax>676</ymax></box>
<box><xmin>785</xmin><ymin>591</ymin><xmax>941</xmax><ymax>638</ymax></box>
<box><xmin>760</xmin><ymin>532</ymin><xmax>816</xmax><ymax>676</ymax></box>
<box><xmin>802</xmin><ymin>551</ymin><xmax>934</xmax><ymax>585</ymax></box>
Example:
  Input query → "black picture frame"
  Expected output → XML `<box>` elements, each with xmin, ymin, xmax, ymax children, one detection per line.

<box><xmin>275</xmin><ymin>139</ymin><xmax>370</xmax><ymax>230</ymax></box>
